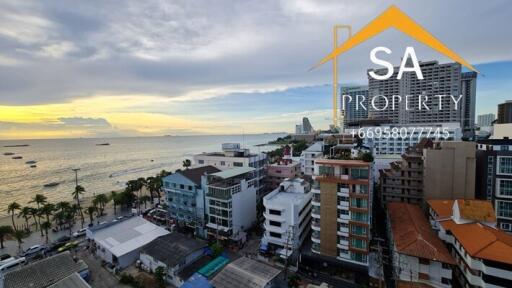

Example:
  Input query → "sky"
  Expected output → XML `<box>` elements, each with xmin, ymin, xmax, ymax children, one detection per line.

<box><xmin>0</xmin><ymin>0</ymin><xmax>511</xmax><ymax>139</ymax></box>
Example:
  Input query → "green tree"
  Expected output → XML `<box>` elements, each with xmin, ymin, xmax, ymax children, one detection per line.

<box><xmin>211</xmin><ymin>242</ymin><xmax>223</xmax><ymax>257</ymax></box>
<box><xmin>18</xmin><ymin>206</ymin><xmax>32</xmax><ymax>231</ymax></box>
<box><xmin>154</xmin><ymin>266</ymin><xmax>166</xmax><ymax>288</ymax></box>
<box><xmin>28</xmin><ymin>207</ymin><xmax>40</xmax><ymax>231</ymax></box>
<box><xmin>93</xmin><ymin>193</ymin><xmax>109</xmax><ymax>216</ymax></box>
<box><xmin>29</xmin><ymin>194</ymin><xmax>47</xmax><ymax>235</ymax></box>
<box><xmin>72</xmin><ymin>185</ymin><xmax>86</xmax><ymax>228</ymax></box>
<box><xmin>41</xmin><ymin>221</ymin><xmax>52</xmax><ymax>244</ymax></box>
<box><xmin>139</xmin><ymin>195</ymin><xmax>151</xmax><ymax>210</ymax></box>
<box><xmin>86</xmin><ymin>206</ymin><xmax>97</xmax><ymax>224</ymax></box>
<box><xmin>40</xmin><ymin>203</ymin><xmax>55</xmax><ymax>226</ymax></box>
<box><xmin>7</xmin><ymin>202</ymin><xmax>21</xmax><ymax>232</ymax></box>
<box><xmin>0</xmin><ymin>226</ymin><xmax>13</xmax><ymax>249</ymax></box>
<box><xmin>110</xmin><ymin>191</ymin><xmax>119</xmax><ymax>215</ymax></box>
<box><xmin>182</xmin><ymin>159</ymin><xmax>192</xmax><ymax>170</ymax></box>
<box><xmin>12</xmin><ymin>229</ymin><xmax>28</xmax><ymax>253</ymax></box>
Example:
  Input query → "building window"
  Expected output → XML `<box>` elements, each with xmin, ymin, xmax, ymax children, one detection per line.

<box><xmin>498</xmin><ymin>156</ymin><xmax>512</xmax><ymax>175</ymax></box>
<box><xmin>198</xmin><ymin>160</ymin><xmax>204</xmax><ymax>164</ymax></box>
<box><xmin>497</xmin><ymin>179</ymin><xmax>512</xmax><ymax>197</ymax></box>
<box><xmin>350</xmin><ymin>252</ymin><xmax>367</xmax><ymax>263</ymax></box>
<box><xmin>441</xmin><ymin>278</ymin><xmax>451</xmax><ymax>285</ymax></box>
<box><xmin>351</xmin><ymin>168</ymin><xmax>369</xmax><ymax>179</ymax></box>
<box><xmin>180</xmin><ymin>184</ymin><xmax>185</xmax><ymax>189</ymax></box>
<box><xmin>497</xmin><ymin>200</ymin><xmax>512</xmax><ymax>219</ymax></box>
<box><xmin>500</xmin><ymin>222</ymin><xmax>512</xmax><ymax>231</ymax></box>
<box><xmin>234</xmin><ymin>162</ymin><xmax>243</xmax><ymax>167</ymax></box>
<box><xmin>269</xmin><ymin>220</ymin><xmax>281</xmax><ymax>227</ymax></box>
<box><xmin>269</xmin><ymin>232</ymin><xmax>281</xmax><ymax>238</ymax></box>
<box><xmin>221</xmin><ymin>161</ymin><xmax>225</xmax><ymax>166</ymax></box>
<box><xmin>269</xmin><ymin>209</ymin><xmax>281</xmax><ymax>216</ymax></box>
<box><xmin>419</xmin><ymin>258</ymin><xmax>430</xmax><ymax>265</ymax></box>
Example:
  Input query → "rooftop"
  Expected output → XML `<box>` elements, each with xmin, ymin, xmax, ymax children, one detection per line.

<box><xmin>304</xmin><ymin>142</ymin><xmax>323</xmax><ymax>152</ymax></box>
<box><xmin>173</xmin><ymin>165</ymin><xmax>220</xmax><ymax>185</ymax></box>
<box><xmin>388</xmin><ymin>203</ymin><xmax>455</xmax><ymax>264</ymax></box>
<box><xmin>315</xmin><ymin>158</ymin><xmax>370</xmax><ymax>167</ymax></box>
<box><xmin>210</xmin><ymin>257</ymin><xmax>281</xmax><ymax>288</ymax></box>
<box><xmin>140</xmin><ymin>233</ymin><xmax>207</xmax><ymax>268</ymax></box>
<box><xmin>210</xmin><ymin>167</ymin><xmax>255</xmax><ymax>179</ymax></box>
<box><xmin>48</xmin><ymin>273</ymin><xmax>91</xmax><ymax>288</ymax></box>
<box><xmin>476</xmin><ymin>138</ymin><xmax>512</xmax><ymax>145</ymax></box>
<box><xmin>427</xmin><ymin>200</ymin><xmax>454</xmax><ymax>219</ymax></box>
<box><xmin>456</xmin><ymin>199</ymin><xmax>496</xmax><ymax>223</ymax></box>
<box><xmin>88</xmin><ymin>216</ymin><xmax>169</xmax><ymax>257</ymax></box>
<box><xmin>448</xmin><ymin>222</ymin><xmax>512</xmax><ymax>265</ymax></box>
<box><xmin>4</xmin><ymin>252</ymin><xmax>88</xmax><ymax>288</ymax></box>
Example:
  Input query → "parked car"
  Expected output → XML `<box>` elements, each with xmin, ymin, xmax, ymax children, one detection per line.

<box><xmin>45</xmin><ymin>235</ymin><xmax>72</xmax><ymax>253</ymax></box>
<box><xmin>72</xmin><ymin>228</ymin><xmax>87</xmax><ymax>238</ymax></box>
<box><xmin>22</xmin><ymin>245</ymin><xmax>45</xmax><ymax>257</ymax></box>
<box><xmin>0</xmin><ymin>257</ymin><xmax>16</xmax><ymax>266</ymax></box>
<box><xmin>57</xmin><ymin>241</ymin><xmax>79</xmax><ymax>253</ymax></box>
<box><xmin>56</xmin><ymin>235</ymin><xmax>71</xmax><ymax>244</ymax></box>
<box><xmin>0</xmin><ymin>257</ymin><xmax>26</xmax><ymax>273</ymax></box>
<box><xmin>0</xmin><ymin>254</ymin><xmax>11</xmax><ymax>261</ymax></box>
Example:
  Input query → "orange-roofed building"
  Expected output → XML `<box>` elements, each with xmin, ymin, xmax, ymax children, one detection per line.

<box><xmin>427</xmin><ymin>199</ymin><xmax>512</xmax><ymax>288</ymax></box>
<box><xmin>387</xmin><ymin>202</ymin><xmax>455</xmax><ymax>288</ymax></box>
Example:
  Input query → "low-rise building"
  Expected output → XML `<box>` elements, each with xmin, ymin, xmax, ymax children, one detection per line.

<box><xmin>387</xmin><ymin>202</ymin><xmax>455</xmax><ymax>287</ymax></box>
<box><xmin>428</xmin><ymin>199</ymin><xmax>512</xmax><ymax>287</ymax></box>
<box><xmin>261</xmin><ymin>178</ymin><xmax>312</xmax><ymax>258</ymax></box>
<box><xmin>267</xmin><ymin>160</ymin><xmax>300</xmax><ymax>190</ymax></box>
<box><xmin>205</xmin><ymin>167</ymin><xmax>257</xmax><ymax>244</ymax></box>
<box><xmin>139</xmin><ymin>233</ymin><xmax>208</xmax><ymax>287</ymax></box>
<box><xmin>301</xmin><ymin>142</ymin><xmax>323</xmax><ymax>176</ymax></box>
<box><xmin>86</xmin><ymin>216</ymin><xmax>169</xmax><ymax>269</ymax></box>
<box><xmin>1</xmin><ymin>252</ymin><xmax>89</xmax><ymax>288</ymax></box>
<box><xmin>210</xmin><ymin>257</ymin><xmax>281</xmax><ymax>288</ymax></box>
<box><xmin>163</xmin><ymin>166</ymin><xmax>220</xmax><ymax>232</ymax></box>
<box><xmin>193</xmin><ymin>143</ymin><xmax>267</xmax><ymax>199</ymax></box>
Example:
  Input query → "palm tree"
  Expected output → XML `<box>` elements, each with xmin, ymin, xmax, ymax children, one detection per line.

<box><xmin>7</xmin><ymin>202</ymin><xmax>21</xmax><ymax>231</ymax></box>
<box><xmin>18</xmin><ymin>207</ymin><xmax>32</xmax><ymax>231</ymax></box>
<box><xmin>72</xmin><ymin>185</ymin><xmax>86</xmax><ymax>228</ymax></box>
<box><xmin>40</xmin><ymin>203</ymin><xmax>55</xmax><ymax>227</ymax></box>
<box><xmin>93</xmin><ymin>194</ymin><xmax>109</xmax><ymax>216</ymax></box>
<box><xmin>29</xmin><ymin>194</ymin><xmax>47</xmax><ymax>234</ymax></box>
<box><xmin>110</xmin><ymin>191</ymin><xmax>119</xmax><ymax>215</ymax></box>
<box><xmin>136</xmin><ymin>178</ymin><xmax>146</xmax><ymax>213</ymax></box>
<box><xmin>0</xmin><ymin>226</ymin><xmax>13</xmax><ymax>249</ymax></box>
<box><xmin>86</xmin><ymin>206</ymin><xmax>97</xmax><ymax>224</ymax></box>
<box><xmin>139</xmin><ymin>195</ymin><xmax>151</xmax><ymax>210</ymax></box>
<box><xmin>41</xmin><ymin>221</ymin><xmax>52</xmax><ymax>244</ymax></box>
<box><xmin>12</xmin><ymin>229</ymin><xmax>28</xmax><ymax>253</ymax></box>
<box><xmin>182</xmin><ymin>159</ymin><xmax>192</xmax><ymax>170</ymax></box>
<box><xmin>146</xmin><ymin>176</ymin><xmax>163</xmax><ymax>206</ymax></box>
<box><xmin>28</xmin><ymin>207</ymin><xmax>39</xmax><ymax>231</ymax></box>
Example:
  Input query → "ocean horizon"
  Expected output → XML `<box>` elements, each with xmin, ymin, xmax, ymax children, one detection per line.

<box><xmin>0</xmin><ymin>133</ymin><xmax>284</xmax><ymax>216</ymax></box>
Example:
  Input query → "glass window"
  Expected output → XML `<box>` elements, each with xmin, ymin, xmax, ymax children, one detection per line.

<box><xmin>498</xmin><ymin>179</ymin><xmax>512</xmax><ymax>196</ymax></box>
<box><xmin>269</xmin><ymin>232</ymin><xmax>281</xmax><ymax>238</ymax></box>
<box><xmin>498</xmin><ymin>157</ymin><xmax>512</xmax><ymax>174</ymax></box>
<box><xmin>198</xmin><ymin>160</ymin><xmax>204</xmax><ymax>164</ymax></box>
<box><xmin>234</xmin><ymin>162</ymin><xmax>243</xmax><ymax>167</ymax></box>
<box><xmin>351</xmin><ymin>168</ymin><xmax>369</xmax><ymax>179</ymax></box>
<box><xmin>497</xmin><ymin>200</ymin><xmax>512</xmax><ymax>219</ymax></box>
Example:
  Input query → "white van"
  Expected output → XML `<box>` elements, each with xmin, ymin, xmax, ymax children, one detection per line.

<box><xmin>0</xmin><ymin>257</ymin><xmax>26</xmax><ymax>273</ymax></box>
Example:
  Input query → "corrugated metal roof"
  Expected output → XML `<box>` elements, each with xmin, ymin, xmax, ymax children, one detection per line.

<box><xmin>48</xmin><ymin>273</ymin><xmax>91</xmax><ymax>288</ymax></box>
<box><xmin>210</xmin><ymin>257</ymin><xmax>281</xmax><ymax>288</ymax></box>
<box><xmin>210</xmin><ymin>167</ymin><xmax>255</xmax><ymax>179</ymax></box>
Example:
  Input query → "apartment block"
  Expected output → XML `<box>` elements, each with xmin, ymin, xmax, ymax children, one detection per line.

<box><xmin>311</xmin><ymin>159</ymin><xmax>372</xmax><ymax>268</ymax></box>
<box><xmin>497</xmin><ymin>100</ymin><xmax>512</xmax><ymax>124</ymax></box>
<box><xmin>477</xmin><ymin>113</ymin><xmax>495</xmax><ymax>128</ymax></box>
<box><xmin>423</xmin><ymin>141</ymin><xmax>476</xmax><ymax>200</ymax></box>
<box><xmin>476</xmin><ymin>139</ymin><xmax>512</xmax><ymax>232</ymax></box>
<box><xmin>261</xmin><ymin>178</ymin><xmax>312</xmax><ymax>258</ymax></box>
<box><xmin>163</xmin><ymin>166</ymin><xmax>220</xmax><ymax>230</ymax></box>
<box><xmin>340</xmin><ymin>86</ymin><xmax>369</xmax><ymax>129</ymax></box>
<box><xmin>428</xmin><ymin>199</ymin><xmax>512</xmax><ymax>288</ymax></box>
<box><xmin>301</xmin><ymin>142</ymin><xmax>323</xmax><ymax>176</ymax></box>
<box><xmin>387</xmin><ymin>202</ymin><xmax>455</xmax><ymax>287</ymax></box>
<box><xmin>194</xmin><ymin>143</ymin><xmax>267</xmax><ymax>198</ymax></box>
<box><xmin>380</xmin><ymin>139</ymin><xmax>433</xmax><ymax>205</ymax></box>
<box><xmin>368</xmin><ymin>61</ymin><xmax>476</xmax><ymax>136</ymax></box>
<box><xmin>267</xmin><ymin>160</ymin><xmax>300</xmax><ymax>190</ymax></box>
<box><xmin>205</xmin><ymin>167</ymin><xmax>257</xmax><ymax>243</ymax></box>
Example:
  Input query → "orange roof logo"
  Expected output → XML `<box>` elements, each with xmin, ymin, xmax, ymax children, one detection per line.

<box><xmin>312</xmin><ymin>5</ymin><xmax>478</xmax><ymax>73</ymax></box>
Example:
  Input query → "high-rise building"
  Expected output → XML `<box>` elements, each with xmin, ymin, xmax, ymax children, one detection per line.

<box><xmin>193</xmin><ymin>143</ymin><xmax>267</xmax><ymax>199</ymax></box>
<box><xmin>311</xmin><ymin>159</ymin><xmax>372</xmax><ymax>269</ymax></box>
<box><xmin>302</xmin><ymin>117</ymin><xmax>314</xmax><ymax>134</ymax></box>
<box><xmin>476</xmin><ymin>139</ymin><xmax>512</xmax><ymax>232</ymax></box>
<box><xmin>340</xmin><ymin>86</ymin><xmax>369</xmax><ymax>129</ymax></box>
<box><xmin>261</xmin><ymin>178</ymin><xmax>312</xmax><ymax>258</ymax></box>
<box><xmin>300</xmin><ymin>142</ymin><xmax>323</xmax><ymax>176</ymax></box>
<box><xmin>498</xmin><ymin>100</ymin><xmax>512</xmax><ymax>124</ymax></box>
<box><xmin>477</xmin><ymin>113</ymin><xmax>496</xmax><ymax>127</ymax></box>
<box><xmin>423</xmin><ymin>141</ymin><xmax>476</xmax><ymax>200</ymax></box>
<box><xmin>367</xmin><ymin>61</ymin><xmax>476</xmax><ymax>136</ymax></box>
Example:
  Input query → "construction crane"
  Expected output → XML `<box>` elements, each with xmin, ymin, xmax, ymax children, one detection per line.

<box><xmin>332</xmin><ymin>25</ymin><xmax>352</xmax><ymax>129</ymax></box>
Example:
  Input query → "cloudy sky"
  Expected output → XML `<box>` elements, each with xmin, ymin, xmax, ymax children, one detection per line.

<box><xmin>0</xmin><ymin>0</ymin><xmax>511</xmax><ymax>139</ymax></box>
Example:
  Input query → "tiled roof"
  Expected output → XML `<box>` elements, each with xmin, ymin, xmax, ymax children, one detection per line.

<box><xmin>427</xmin><ymin>200</ymin><xmax>454</xmax><ymax>219</ymax></box>
<box><xmin>456</xmin><ymin>199</ymin><xmax>496</xmax><ymax>223</ymax></box>
<box><xmin>449</xmin><ymin>223</ymin><xmax>512</xmax><ymax>265</ymax></box>
<box><xmin>388</xmin><ymin>202</ymin><xmax>455</xmax><ymax>264</ymax></box>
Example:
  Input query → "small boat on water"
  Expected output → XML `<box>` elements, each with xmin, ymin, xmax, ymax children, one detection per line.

<box><xmin>25</xmin><ymin>160</ymin><xmax>37</xmax><ymax>164</ymax></box>
<box><xmin>43</xmin><ymin>182</ymin><xmax>60</xmax><ymax>188</ymax></box>
<box><xmin>3</xmin><ymin>152</ymin><xmax>14</xmax><ymax>156</ymax></box>
<box><xmin>3</xmin><ymin>144</ymin><xmax>29</xmax><ymax>147</ymax></box>
<box><xmin>30</xmin><ymin>165</ymin><xmax>37</xmax><ymax>168</ymax></box>
<box><xmin>12</xmin><ymin>156</ymin><xmax>23</xmax><ymax>159</ymax></box>
<box><xmin>96</xmin><ymin>143</ymin><xmax>110</xmax><ymax>146</ymax></box>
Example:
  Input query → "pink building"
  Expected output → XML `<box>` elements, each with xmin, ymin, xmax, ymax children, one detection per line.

<box><xmin>267</xmin><ymin>160</ymin><xmax>300</xmax><ymax>190</ymax></box>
